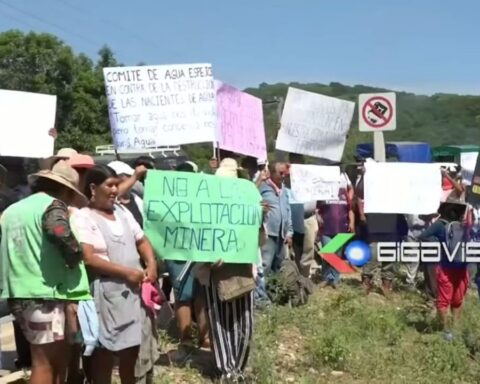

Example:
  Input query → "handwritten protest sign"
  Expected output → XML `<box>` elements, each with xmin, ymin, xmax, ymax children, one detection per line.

<box><xmin>103</xmin><ymin>64</ymin><xmax>216</xmax><ymax>150</ymax></box>
<box><xmin>461</xmin><ymin>152</ymin><xmax>479</xmax><ymax>186</ymax></box>
<box><xmin>290</xmin><ymin>164</ymin><xmax>341</xmax><ymax>203</ymax></box>
<box><xmin>0</xmin><ymin>90</ymin><xmax>56</xmax><ymax>158</ymax></box>
<box><xmin>144</xmin><ymin>171</ymin><xmax>262</xmax><ymax>263</ymax></box>
<box><xmin>215</xmin><ymin>81</ymin><xmax>267</xmax><ymax>160</ymax></box>
<box><xmin>364</xmin><ymin>162</ymin><xmax>442</xmax><ymax>214</ymax></box>
<box><xmin>276</xmin><ymin>87</ymin><xmax>355</xmax><ymax>161</ymax></box>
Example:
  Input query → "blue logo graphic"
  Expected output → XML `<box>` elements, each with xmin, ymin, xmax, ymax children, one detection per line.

<box><xmin>344</xmin><ymin>240</ymin><xmax>371</xmax><ymax>267</ymax></box>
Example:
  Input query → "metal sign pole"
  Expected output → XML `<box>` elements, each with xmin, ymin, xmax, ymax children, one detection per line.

<box><xmin>373</xmin><ymin>131</ymin><xmax>386</xmax><ymax>162</ymax></box>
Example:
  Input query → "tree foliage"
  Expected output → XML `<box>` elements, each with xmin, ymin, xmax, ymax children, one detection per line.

<box><xmin>246</xmin><ymin>83</ymin><xmax>480</xmax><ymax>162</ymax></box>
<box><xmin>0</xmin><ymin>30</ymin><xmax>478</xmax><ymax>163</ymax></box>
<box><xmin>0</xmin><ymin>30</ymin><xmax>117</xmax><ymax>152</ymax></box>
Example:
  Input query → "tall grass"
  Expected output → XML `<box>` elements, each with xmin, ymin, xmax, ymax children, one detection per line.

<box><xmin>249</xmin><ymin>285</ymin><xmax>480</xmax><ymax>383</ymax></box>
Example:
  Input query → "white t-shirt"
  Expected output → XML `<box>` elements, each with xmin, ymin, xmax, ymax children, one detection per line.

<box><xmin>71</xmin><ymin>206</ymin><xmax>144</xmax><ymax>261</ymax></box>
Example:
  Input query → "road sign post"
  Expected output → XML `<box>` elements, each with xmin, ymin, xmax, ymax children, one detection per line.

<box><xmin>359</xmin><ymin>92</ymin><xmax>396</xmax><ymax>162</ymax></box>
<box><xmin>373</xmin><ymin>131</ymin><xmax>386</xmax><ymax>162</ymax></box>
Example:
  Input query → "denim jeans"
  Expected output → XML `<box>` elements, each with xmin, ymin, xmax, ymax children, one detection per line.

<box><xmin>254</xmin><ymin>262</ymin><xmax>271</xmax><ymax>305</ymax></box>
<box><xmin>257</xmin><ymin>235</ymin><xmax>288</xmax><ymax>306</ymax></box>
<box><xmin>261</xmin><ymin>235</ymin><xmax>287</xmax><ymax>276</ymax></box>
<box><xmin>321</xmin><ymin>236</ymin><xmax>340</xmax><ymax>284</ymax></box>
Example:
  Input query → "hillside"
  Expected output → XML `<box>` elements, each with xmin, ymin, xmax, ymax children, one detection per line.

<box><xmin>0</xmin><ymin>31</ymin><xmax>479</xmax><ymax>164</ymax></box>
<box><xmin>245</xmin><ymin>82</ymin><xmax>480</xmax><ymax>162</ymax></box>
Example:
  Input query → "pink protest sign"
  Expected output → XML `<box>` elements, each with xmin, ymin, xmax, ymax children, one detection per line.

<box><xmin>216</xmin><ymin>82</ymin><xmax>267</xmax><ymax>160</ymax></box>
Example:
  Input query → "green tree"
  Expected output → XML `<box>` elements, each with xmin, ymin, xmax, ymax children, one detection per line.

<box><xmin>0</xmin><ymin>30</ymin><xmax>77</xmax><ymax>139</ymax></box>
<box><xmin>1</xmin><ymin>29</ymin><xmax>479</xmax><ymax>164</ymax></box>
<box><xmin>0</xmin><ymin>30</ymin><xmax>118</xmax><ymax>152</ymax></box>
<box><xmin>246</xmin><ymin>82</ymin><xmax>480</xmax><ymax>163</ymax></box>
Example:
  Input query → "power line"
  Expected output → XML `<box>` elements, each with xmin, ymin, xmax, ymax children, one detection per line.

<box><xmin>0</xmin><ymin>6</ymin><xmax>40</xmax><ymax>31</ymax></box>
<box><xmin>53</xmin><ymin>0</ymin><xmax>147</xmax><ymax>44</ymax></box>
<box><xmin>0</xmin><ymin>0</ymin><xmax>103</xmax><ymax>49</ymax></box>
<box><xmin>51</xmin><ymin>0</ymin><xmax>187</xmax><ymax>62</ymax></box>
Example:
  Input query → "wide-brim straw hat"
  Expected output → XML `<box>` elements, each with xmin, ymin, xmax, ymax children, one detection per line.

<box><xmin>55</xmin><ymin>148</ymin><xmax>78</xmax><ymax>159</ymax></box>
<box><xmin>28</xmin><ymin>161</ymin><xmax>88</xmax><ymax>205</ymax></box>
<box><xmin>40</xmin><ymin>148</ymin><xmax>79</xmax><ymax>170</ymax></box>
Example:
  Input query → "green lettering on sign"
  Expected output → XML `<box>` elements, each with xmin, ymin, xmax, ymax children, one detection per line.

<box><xmin>143</xmin><ymin>171</ymin><xmax>262</xmax><ymax>263</ymax></box>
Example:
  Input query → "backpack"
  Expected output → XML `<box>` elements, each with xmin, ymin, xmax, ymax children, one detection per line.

<box><xmin>267</xmin><ymin>259</ymin><xmax>314</xmax><ymax>307</ymax></box>
<box><xmin>440</xmin><ymin>219</ymin><xmax>465</xmax><ymax>263</ymax></box>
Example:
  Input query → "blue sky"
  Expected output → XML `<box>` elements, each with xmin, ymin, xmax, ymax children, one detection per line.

<box><xmin>0</xmin><ymin>0</ymin><xmax>479</xmax><ymax>95</ymax></box>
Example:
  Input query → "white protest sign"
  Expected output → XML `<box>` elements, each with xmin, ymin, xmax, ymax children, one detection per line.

<box><xmin>359</xmin><ymin>92</ymin><xmax>396</xmax><ymax>132</ymax></box>
<box><xmin>460</xmin><ymin>152</ymin><xmax>479</xmax><ymax>186</ymax></box>
<box><xmin>276</xmin><ymin>87</ymin><xmax>355</xmax><ymax>161</ymax></box>
<box><xmin>290</xmin><ymin>164</ymin><xmax>342</xmax><ymax>203</ymax></box>
<box><xmin>103</xmin><ymin>64</ymin><xmax>216</xmax><ymax>150</ymax></box>
<box><xmin>0</xmin><ymin>90</ymin><xmax>56</xmax><ymax>158</ymax></box>
<box><xmin>364</xmin><ymin>162</ymin><xmax>442</xmax><ymax>215</ymax></box>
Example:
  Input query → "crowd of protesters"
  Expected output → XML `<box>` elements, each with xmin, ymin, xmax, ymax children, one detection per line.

<box><xmin>0</xmin><ymin>148</ymin><xmax>478</xmax><ymax>384</ymax></box>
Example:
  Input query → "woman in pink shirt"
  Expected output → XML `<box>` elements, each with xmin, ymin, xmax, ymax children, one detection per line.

<box><xmin>72</xmin><ymin>165</ymin><xmax>157</xmax><ymax>384</ymax></box>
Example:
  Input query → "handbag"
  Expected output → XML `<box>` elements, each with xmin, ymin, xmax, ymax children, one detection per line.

<box><xmin>211</xmin><ymin>264</ymin><xmax>256</xmax><ymax>302</ymax></box>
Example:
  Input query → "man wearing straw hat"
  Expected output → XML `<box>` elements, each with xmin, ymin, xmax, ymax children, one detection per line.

<box><xmin>0</xmin><ymin>161</ymin><xmax>91</xmax><ymax>384</ymax></box>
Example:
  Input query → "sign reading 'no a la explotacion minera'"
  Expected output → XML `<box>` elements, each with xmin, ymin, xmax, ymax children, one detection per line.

<box><xmin>143</xmin><ymin>171</ymin><xmax>263</xmax><ymax>264</ymax></box>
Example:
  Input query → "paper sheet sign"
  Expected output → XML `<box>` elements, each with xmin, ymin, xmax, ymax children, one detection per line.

<box><xmin>364</xmin><ymin>162</ymin><xmax>442</xmax><ymax>215</ymax></box>
<box><xmin>461</xmin><ymin>152</ymin><xmax>479</xmax><ymax>186</ymax></box>
<box><xmin>0</xmin><ymin>90</ymin><xmax>56</xmax><ymax>158</ymax></box>
<box><xmin>290</xmin><ymin>164</ymin><xmax>341</xmax><ymax>203</ymax></box>
<box><xmin>276</xmin><ymin>87</ymin><xmax>355</xmax><ymax>161</ymax></box>
<box><xmin>103</xmin><ymin>64</ymin><xmax>217</xmax><ymax>150</ymax></box>
<box><xmin>143</xmin><ymin>171</ymin><xmax>262</xmax><ymax>263</ymax></box>
<box><xmin>215</xmin><ymin>81</ymin><xmax>267</xmax><ymax>160</ymax></box>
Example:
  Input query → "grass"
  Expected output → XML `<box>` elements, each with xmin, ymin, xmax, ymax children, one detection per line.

<box><xmin>245</xmin><ymin>279</ymin><xmax>480</xmax><ymax>384</ymax></box>
<box><xmin>15</xmin><ymin>276</ymin><xmax>480</xmax><ymax>383</ymax></box>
